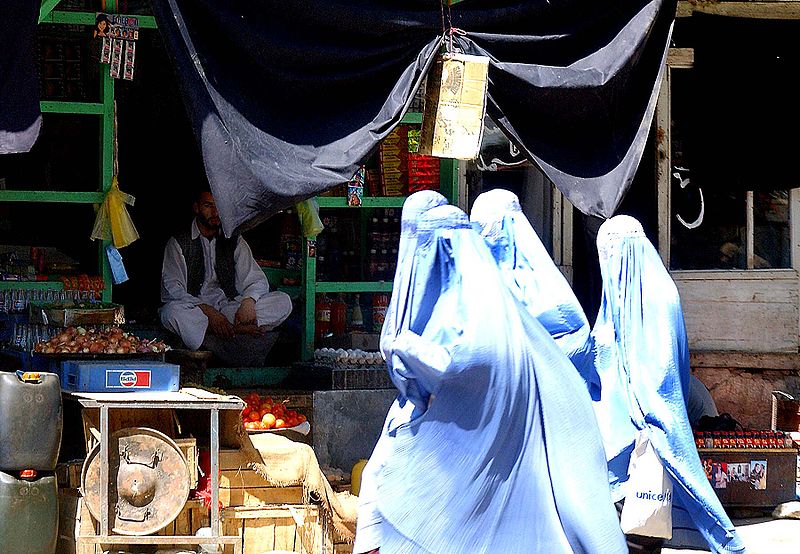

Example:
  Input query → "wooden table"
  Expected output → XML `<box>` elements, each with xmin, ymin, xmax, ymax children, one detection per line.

<box><xmin>65</xmin><ymin>388</ymin><xmax>244</xmax><ymax>552</ymax></box>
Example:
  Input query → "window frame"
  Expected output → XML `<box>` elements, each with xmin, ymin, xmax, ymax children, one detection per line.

<box><xmin>656</xmin><ymin>47</ymin><xmax>800</xmax><ymax>273</ymax></box>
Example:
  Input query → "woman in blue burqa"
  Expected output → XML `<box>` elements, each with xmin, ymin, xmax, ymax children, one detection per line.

<box><xmin>355</xmin><ymin>190</ymin><xmax>448</xmax><ymax>554</ymax></box>
<box><xmin>593</xmin><ymin>215</ymin><xmax>744</xmax><ymax>553</ymax></box>
<box><xmin>470</xmin><ymin>188</ymin><xmax>598</xmax><ymax>395</ymax></box>
<box><xmin>358</xmin><ymin>201</ymin><xmax>626</xmax><ymax>553</ymax></box>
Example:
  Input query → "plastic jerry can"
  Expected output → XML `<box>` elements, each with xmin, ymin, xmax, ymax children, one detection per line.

<box><xmin>350</xmin><ymin>458</ymin><xmax>368</xmax><ymax>496</ymax></box>
<box><xmin>0</xmin><ymin>470</ymin><xmax>58</xmax><ymax>554</ymax></box>
<box><xmin>0</xmin><ymin>371</ymin><xmax>63</xmax><ymax>471</ymax></box>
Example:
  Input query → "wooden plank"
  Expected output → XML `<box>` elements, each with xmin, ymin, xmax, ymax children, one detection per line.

<box><xmin>677</xmin><ymin>1</ymin><xmax>800</xmax><ymax>20</ymax></box>
<box><xmin>220</xmin><ymin>485</ymin><xmax>305</xmax><ymax>508</ymax></box>
<box><xmin>175</xmin><ymin>438</ymin><xmax>198</xmax><ymax>489</ymax></box>
<box><xmin>667</xmin><ymin>48</ymin><xmax>694</xmax><ymax>68</ymax></box>
<box><xmin>76</xmin><ymin>496</ymin><xmax>98</xmax><ymax>554</ymax></box>
<box><xmin>223</xmin><ymin>517</ymin><xmax>243</xmax><ymax>554</ymax></box>
<box><xmin>656</xmin><ymin>67</ymin><xmax>671</xmax><ymax>266</ymax></box>
<box><xmin>221</xmin><ymin>469</ymin><xmax>279</xmax><ymax>489</ymax></box>
<box><xmin>676</xmin><ymin>273</ymin><xmax>800</xmax><ymax>351</ymax></box>
<box><xmin>676</xmin><ymin>280</ymin><xmax>800</xmax><ymax>304</ymax></box>
<box><xmin>691</xmin><ymin>350</ymin><xmax>800</xmax><ymax>370</ymax></box>
<box><xmin>273</xmin><ymin>514</ymin><xmax>298</xmax><ymax>552</ymax></box>
<box><xmin>175</xmin><ymin>507</ymin><xmax>191</xmax><ymax>537</ymax></box>
<box><xmin>57</xmin><ymin>489</ymin><xmax>81</xmax><ymax>554</ymax></box>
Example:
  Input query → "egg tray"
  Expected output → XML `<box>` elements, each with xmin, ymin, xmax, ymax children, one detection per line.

<box><xmin>312</xmin><ymin>359</ymin><xmax>385</xmax><ymax>371</ymax></box>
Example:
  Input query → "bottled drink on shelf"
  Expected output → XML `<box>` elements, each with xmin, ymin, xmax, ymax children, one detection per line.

<box><xmin>315</xmin><ymin>294</ymin><xmax>332</xmax><ymax>342</ymax></box>
<box><xmin>350</xmin><ymin>294</ymin><xmax>364</xmax><ymax>331</ymax></box>
<box><xmin>368</xmin><ymin>249</ymin><xmax>379</xmax><ymax>281</ymax></box>
<box><xmin>331</xmin><ymin>294</ymin><xmax>347</xmax><ymax>338</ymax></box>
<box><xmin>377</xmin><ymin>249</ymin><xmax>389</xmax><ymax>281</ymax></box>
<box><xmin>372</xmin><ymin>293</ymin><xmax>390</xmax><ymax>332</ymax></box>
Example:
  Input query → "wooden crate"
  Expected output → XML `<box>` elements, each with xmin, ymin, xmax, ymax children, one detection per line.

<box><xmin>156</xmin><ymin>498</ymin><xmax>211</xmax><ymax>537</ymax></box>
<box><xmin>56</xmin><ymin>460</ymin><xmax>84</xmax><ymax>490</ymax></box>
<box><xmin>219</xmin><ymin>449</ymin><xmax>305</xmax><ymax>507</ymax></box>
<box><xmin>222</xmin><ymin>504</ymin><xmax>332</xmax><ymax>554</ymax></box>
<box><xmin>221</xmin><ymin>468</ymin><xmax>305</xmax><ymax>507</ymax></box>
<box><xmin>64</xmin><ymin>496</ymin><xmax>214</xmax><ymax>554</ymax></box>
<box><xmin>697</xmin><ymin>447</ymin><xmax>799</xmax><ymax>507</ymax></box>
<box><xmin>81</xmin><ymin>407</ymin><xmax>177</xmax><ymax>453</ymax></box>
<box><xmin>175</xmin><ymin>437</ymin><xmax>199</xmax><ymax>490</ymax></box>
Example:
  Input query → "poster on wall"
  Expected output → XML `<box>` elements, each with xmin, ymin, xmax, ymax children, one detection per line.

<box><xmin>749</xmin><ymin>460</ymin><xmax>767</xmax><ymax>490</ymax></box>
<box><xmin>711</xmin><ymin>462</ymin><xmax>729</xmax><ymax>489</ymax></box>
<box><xmin>727</xmin><ymin>463</ymin><xmax>750</xmax><ymax>484</ymax></box>
<box><xmin>93</xmin><ymin>13</ymin><xmax>139</xmax><ymax>81</ymax></box>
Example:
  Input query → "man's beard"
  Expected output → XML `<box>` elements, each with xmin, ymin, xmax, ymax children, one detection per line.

<box><xmin>197</xmin><ymin>214</ymin><xmax>220</xmax><ymax>231</ymax></box>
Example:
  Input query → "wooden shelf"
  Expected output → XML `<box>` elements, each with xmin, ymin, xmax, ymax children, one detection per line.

<box><xmin>315</xmin><ymin>197</ymin><xmax>406</xmax><ymax>208</ymax></box>
<box><xmin>315</xmin><ymin>281</ymin><xmax>393</xmax><ymax>293</ymax></box>
<box><xmin>0</xmin><ymin>281</ymin><xmax>65</xmax><ymax>290</ymax></box>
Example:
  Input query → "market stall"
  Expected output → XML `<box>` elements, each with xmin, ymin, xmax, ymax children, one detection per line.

<box><xmin>4</xmin><ymin>2</ymin><xmax>800</xmax><ymax>554</ymax></box>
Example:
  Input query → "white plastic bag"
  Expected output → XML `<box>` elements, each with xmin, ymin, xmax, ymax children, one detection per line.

<box><xmin>620</xmin><ymin>429</ymin><xmax>674</xmax><ymax>539</ymax></box>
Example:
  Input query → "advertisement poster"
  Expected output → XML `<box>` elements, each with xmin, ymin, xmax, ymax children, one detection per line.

<box><xmin>749</xmin><ymin>460</ymin><xmax>767</xmax><ymax>490</ymax></box>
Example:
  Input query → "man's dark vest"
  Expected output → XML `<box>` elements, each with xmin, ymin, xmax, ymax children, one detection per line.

<box><xmin>174</xmin><ymin>230</ymin><xmax>238</xmax><ymax>300</ymax></box>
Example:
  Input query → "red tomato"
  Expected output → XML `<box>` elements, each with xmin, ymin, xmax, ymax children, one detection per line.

<box><xmin>297</xmin><ymin>414</ymin><xmax>307</xmax><ymax>423</ymax></box>
<box><xmin>242</xmin><ymin>406</ymin><xmax>251</xmax><ymax>418</ymax></box>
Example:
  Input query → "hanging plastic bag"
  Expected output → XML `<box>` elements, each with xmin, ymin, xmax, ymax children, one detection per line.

<box><xmin>105</xmin><ymin>245</ymin><xmax>129</xmax><ymax>285</ymax></box>
<box><xmin>620</xmin><ymin>429</ymin><xmax>674</xmax><ymax>539</ymax></box>
<box><xmin>296</xmin><ymin>198</ymin><xmax>324</xmax><ymax>237</ymax></box>
<box><xmin>90</xmin><ymin>177</ymin><xmax>139</xmax><ymax>248</ymax></box>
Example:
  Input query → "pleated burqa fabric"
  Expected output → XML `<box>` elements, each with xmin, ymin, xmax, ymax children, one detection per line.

<box><xmin>592</xmin><ymin>215</ymin><xmax>744</xmax><ymax>553</ymax></box>
<box><xmin>470</xmin><ymin>189</ymin><xmax>598</xmax><ymax>395</ymax></box>
<box><xmin>354</xmin><ymin>191</ymin><xmax>449</xmax><ymax>554</ymax></box>
<box><xmin>375</xmin><ymin>205</ymin><xmax>626</xmax><ymax>554</ymax></box>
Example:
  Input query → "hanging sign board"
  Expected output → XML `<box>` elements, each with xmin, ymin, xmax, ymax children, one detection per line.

<box><xmin>419</xmin><ymin>53</ymin><xmax>490</xmax><ymax>160</ymax></box>
<box><xmin>94</xmin><ymin>13</ymin><xmax>140</xmax><ymax>81</ymax></box>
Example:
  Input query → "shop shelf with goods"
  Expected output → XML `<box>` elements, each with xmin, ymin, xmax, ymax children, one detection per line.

<box><xmin>301</xmin><ymin>118</ymin><xmax>459</xmax><ymax>360</ymax></box>
<box><xmin>0</xmin><ymin>4</ymin><xmax>157</xmax><ymax>300</ymax></box>
<box><xmin>0</xmin><ymin>4</ymin><xmax>157</xmax><ymax>368</ymax></box>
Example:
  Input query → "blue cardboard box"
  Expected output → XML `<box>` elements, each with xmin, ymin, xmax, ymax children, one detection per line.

<box><xmin>60</xmin><ymin>360</ymin><xmax>180</xmax><ymax>393</ymax></box>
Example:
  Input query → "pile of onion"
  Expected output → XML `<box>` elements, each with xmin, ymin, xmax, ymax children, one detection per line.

<box><xmin>33</xmin><ymin>326</ymin><xmax>169</xmax><ymax>355</ymax></box>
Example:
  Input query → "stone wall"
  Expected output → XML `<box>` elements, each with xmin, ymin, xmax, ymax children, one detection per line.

<box><xmin>692</xmin><ymin>352</ymin><xmax>800</xmax><ymax>430</ymax></box>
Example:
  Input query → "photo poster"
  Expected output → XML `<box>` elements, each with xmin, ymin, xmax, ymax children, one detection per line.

<box><xmin>702</xmin><ymin>458</ymin><xmax>768</xmax><ymax>490</ymax></box>
<box><xmin>749</xmin><ymin>460</ymin><xmax>768</xmax><ymax>490</ymax></box>
<box><xmin>711</xmin><ymin>462</ymin><xmax>729</xmax><ymax>489</ymax></box>
<box><xmin>94</xmin><ymin>13</ymin><xmax>139</xmax><ymax>79</ymax></box>
<box><xmin>347</xmin><ymin>166</ymin><xmax>366</xmax><ymax>207</ymax></box>
<box><xmin>727</xmin><ymin>462</ymin><xmax>750</xmax><ymax>484</ymax></box>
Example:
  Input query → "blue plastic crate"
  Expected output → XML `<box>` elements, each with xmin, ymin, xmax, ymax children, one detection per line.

<box><xmin>60</xmin><ymin>360</ymin><xmax>180</xmax><ymax>392</ymax></box>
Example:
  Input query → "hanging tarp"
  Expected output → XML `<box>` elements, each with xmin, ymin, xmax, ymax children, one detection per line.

<box><xmin>0</xmin><ymin>1</ymin><xmax>41</xmax><ymax>154</ymax></box>
<box><xmin>150</xmin><ymin>0</ymin><xmax>676</xmax><ymax>236</ymax></box>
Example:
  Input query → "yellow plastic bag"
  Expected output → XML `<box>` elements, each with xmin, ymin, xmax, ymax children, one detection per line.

<box><xmin>90</xmin><ymin>177</ymin><xmax>139</xmax><ymax>248</ymax></box>
<box><xmin>296</xmin><ymin>198</ymin><xmax>324</xmax><ymax>237</ymax></box>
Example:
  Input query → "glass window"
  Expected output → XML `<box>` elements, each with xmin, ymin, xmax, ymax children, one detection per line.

<box><xmin>668</xmin><ymin>68</ymin><xmax>791</xmax><ymax>270</ymax></box>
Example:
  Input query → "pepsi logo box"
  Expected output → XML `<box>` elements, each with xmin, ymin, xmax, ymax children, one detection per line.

<box><xmin>59</xmin><ymin>360</ymin><xmax>180</xmax><ymax>393</ymax></box>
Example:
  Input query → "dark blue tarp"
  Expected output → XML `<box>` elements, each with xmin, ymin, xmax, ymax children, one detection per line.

<box><xmin>0</xmin><ymin>1</ymin><xmax>41</xmax><ymax>154</ymax></box>
<box><xmin>149</xmin><ymin>0</ymin><xmax>677</xmax><ymax>235</ymax></box>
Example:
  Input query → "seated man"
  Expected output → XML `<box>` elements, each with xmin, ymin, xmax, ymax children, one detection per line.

<box><xmin>160</xmin><ymin>189</ymin><xmax>292</xmax><ymax>366</ymax></box>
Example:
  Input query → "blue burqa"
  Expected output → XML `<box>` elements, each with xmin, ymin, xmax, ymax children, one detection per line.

<box><xmin>593</xmin><ymin>215</ymin><xmax>744</xmax><ymax>553</ymax></box>
<box><xmin>374</xmin><ymin>205</ymin><xmax>626</xmax><ymax>553</ymax></box>
<box><xmin>354</xmin><ymin>191</ymin><xmax>448</xmax><ymax>554</ymax></box>
<box><xmin>470</xmin><ymin>188</ymin><xmax>598</xmax><ymax>396</ymax></box>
